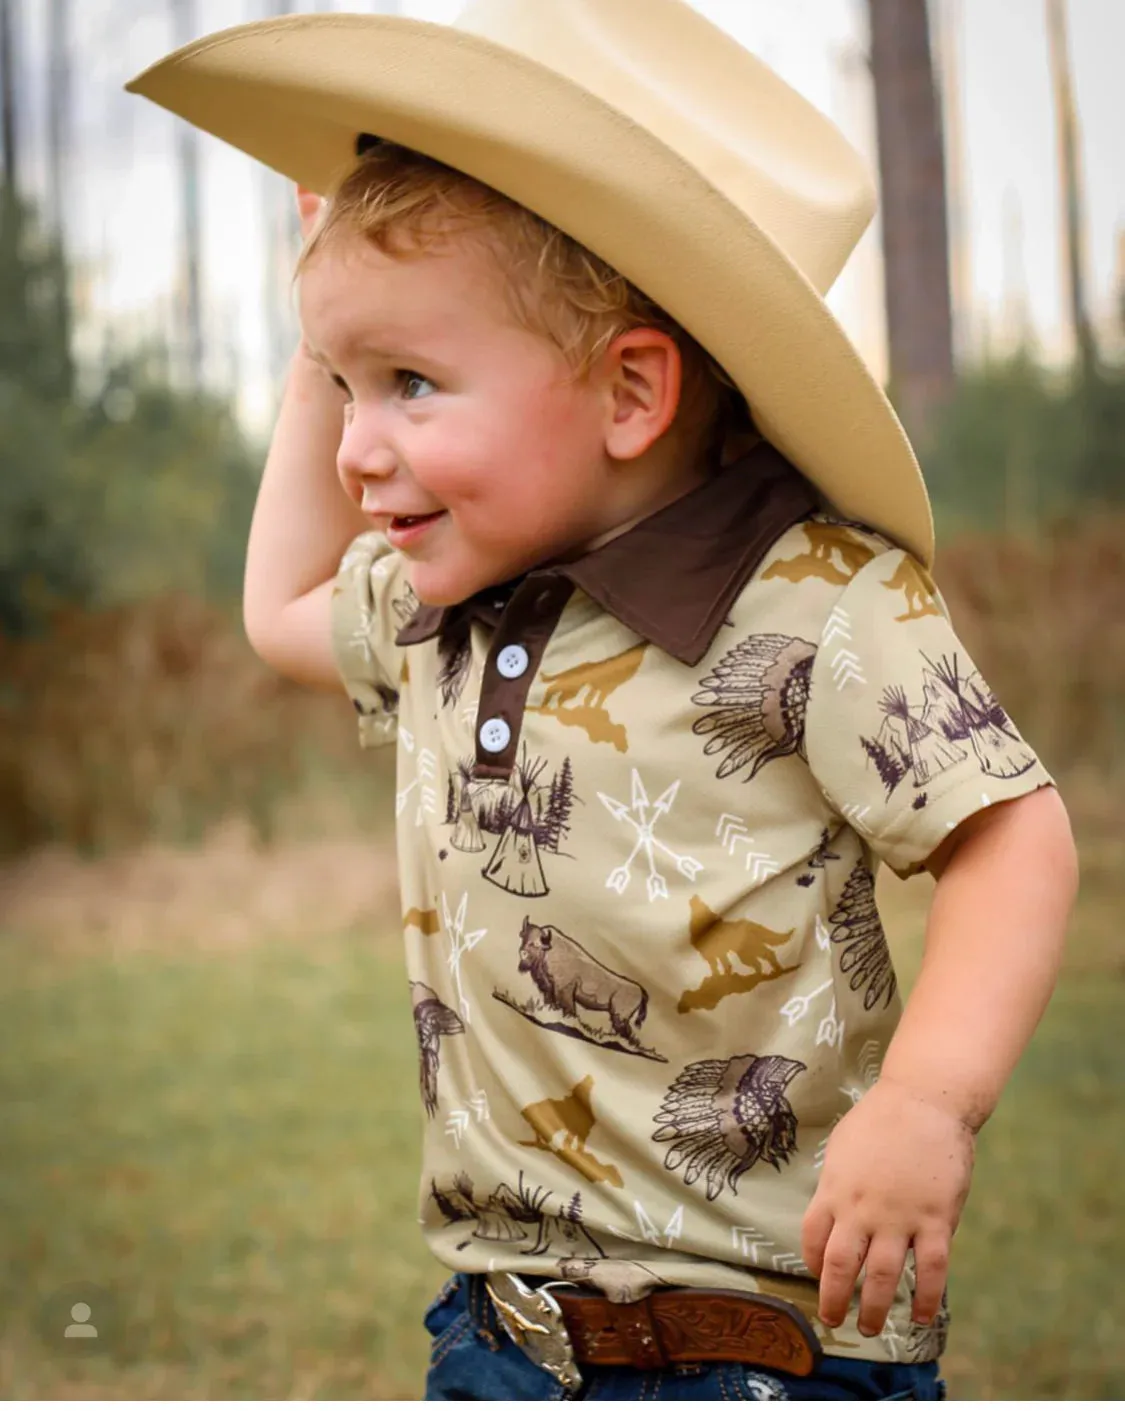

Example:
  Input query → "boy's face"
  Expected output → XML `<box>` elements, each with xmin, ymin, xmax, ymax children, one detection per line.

<box><xmin>299</xmin><ymin>229</ymin><xmax>619</xmax><ymax>606</ymax></box>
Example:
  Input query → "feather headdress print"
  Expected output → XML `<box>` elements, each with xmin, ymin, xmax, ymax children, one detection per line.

<box><xmin>692</xmin><ymin>635</ymin><xmax>816</xmax><ymax>781</ymax></box>
<box><xmin>410</xmin><ymin>982</ymin><xmax>465</xmax><ymax>1116</ymax></box>
<box><xmin>828</xmin><ymin>863</ymin><xmax>897</xmax><ymax>1010</ymax></box>
<box><xmin>653</xmin><ymin>1053</ymin><xmax>806</xmax><ymax>1200</ymax></box>
<box><xmin>437</xmin><ymin>629</ymin><xmax>473</xmax><ymax>709</ymax></box>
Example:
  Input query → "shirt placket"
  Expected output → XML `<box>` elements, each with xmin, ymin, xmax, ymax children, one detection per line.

<box><xmin>472</xmin><ymin>575</ymin><xmax>575</xmax><ymax>781</ymax></box>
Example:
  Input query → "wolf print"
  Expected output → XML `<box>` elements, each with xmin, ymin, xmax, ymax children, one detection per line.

<box><xmin>519</xmin><ymin>1076</ymin><xmax>624</xmax><ymax>1187</ymax></box>
<box><xmin>677</xmin><ymin>897</ymin><xmax>799</xmax><ymax>1014</ymax></box>
<box><xmin>762</xmin><ymin>521</ymin><xmax>878</xmax><ymax>586</ymax></box>
<box><xmin>528</xmin><ymin>644</ymin><xmax>648</xmax><ymax>752</ymax></box>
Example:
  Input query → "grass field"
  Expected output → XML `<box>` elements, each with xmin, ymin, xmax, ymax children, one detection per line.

<box><xmin>1</xmin><ymin>837</ymin><xmax>1123</xmax><ymax>1400</ymax></box>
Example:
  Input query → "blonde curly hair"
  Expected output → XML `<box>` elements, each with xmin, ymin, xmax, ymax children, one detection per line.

<box><xmin>296</xmin><ymin>140</ymin><xmax>751</xmax><ymax>449</ymax></box>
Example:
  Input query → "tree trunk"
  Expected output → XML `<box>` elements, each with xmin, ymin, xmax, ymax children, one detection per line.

<box><xmin>171</xmin><ymin>0</ymin><xmax>204</xmax><ymax>389</ymax></box>
<box><xmin>866</xmin><ymin>0</ymin><xmax>955</xmax><ymax>451</ymax></box>
<box><xmin>1045</xmin><ymin>0</ymin><xmax>1096</xmax><ymax>377</ymax></box>
<box><xmin>0</xmin><ymin>0</ymin><xmax>19</xmax><ymax>190</ymax></box>
<box><xmin>46</xmin><ymin>0</ymin><xmax>70</xmax><ymax>237</ymax></box>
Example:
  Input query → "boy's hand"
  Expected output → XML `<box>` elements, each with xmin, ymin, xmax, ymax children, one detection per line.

<box><xmin>801</xmin><ymin>1077</ymin><xmax>974</xmax><ymax>1338</ymax></box>
<box><xmin>294</xmin><ymin>186</ymin><xmax>331</xmax><ymax>371</ymax></box>
<box><xmin>296</xmin><ymin>184</ymin><xmax>323</xmax><ymax>242</ymax></box>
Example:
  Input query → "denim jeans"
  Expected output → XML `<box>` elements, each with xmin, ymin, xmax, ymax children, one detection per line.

<box><xmin>423</xmin><ymin>1274</ymin><xmax>947</xmax><ymax>1401</ymax></box>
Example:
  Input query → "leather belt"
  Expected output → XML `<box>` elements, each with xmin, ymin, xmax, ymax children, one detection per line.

<box><xmin>484</xmin><ymin>1272</ymin><xmax>820</xmax><ymax>1390</ymax></box>
<box><xmin>553</xmin><ymin>1286</ymin><xmax>821</xmax><ymax>1375</ymax></box>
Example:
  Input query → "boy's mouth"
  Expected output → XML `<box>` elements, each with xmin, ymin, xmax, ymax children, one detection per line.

<box><xmin>386</xmin><ymin>510</ymin><xmax>446</xmax><ymax>549</ymax></box>
<box><xmin>390</xmin><ymin>512</ymin><xmax>443</xmax><ymax>530</ymax></box>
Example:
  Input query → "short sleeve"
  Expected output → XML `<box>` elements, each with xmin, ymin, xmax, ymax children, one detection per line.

<box><xmin>330</xmin><ymin>532</ymin><xmax>413</xmax><ymax>749</ymax></box>
<box><xmin>805</xmin><ymin>548</ymin><xmax>1055</xmax><ymax>878</ymax></box>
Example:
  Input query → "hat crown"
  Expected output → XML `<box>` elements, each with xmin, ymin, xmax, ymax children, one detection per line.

<box><xmin>124</xmin><ymin>0</ymin><xmax>933</xmax><ymax>564</ymax></box>
<box><xmin>456</xmin><ymin>0</ymin><xmax>875</xmax><ymax>291</ymax></box>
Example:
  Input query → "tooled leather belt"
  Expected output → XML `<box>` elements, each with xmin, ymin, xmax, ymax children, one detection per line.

<box><xmin>545</xmin><ymin>1285</ymin><xmax>821</xmax><ymax>1375</ymax></box>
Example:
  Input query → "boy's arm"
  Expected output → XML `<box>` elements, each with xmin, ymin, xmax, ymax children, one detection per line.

<box><xmin>802</xmin><ymin>784</ymin><xmax>1077</xmax><ymax>1336</ymax></box>
<box><xmin>884</xmin><ymin>784</ymin><xmax>1076</xmax><ymax>1130</ymax></box>
<box><xmin>242</xmin><ymin>343</ymin><xmax>370</xmax><ymax>690</ymax></box>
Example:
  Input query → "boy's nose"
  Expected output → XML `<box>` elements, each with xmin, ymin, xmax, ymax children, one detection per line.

<box><xmin>337</xmin><ymin>417</ymin><xmax>398</xmax><ymax>487</ymax></box>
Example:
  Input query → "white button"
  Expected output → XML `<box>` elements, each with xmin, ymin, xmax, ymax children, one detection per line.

<box><xmin>496</xmin><ymin>644</ymin><xmax>530</xmax><ymax>680</ymax></box>
<box><xmin>479</xmin><ymin>717</ymin><xmax>512</xmax><ymax>754</ymax></box>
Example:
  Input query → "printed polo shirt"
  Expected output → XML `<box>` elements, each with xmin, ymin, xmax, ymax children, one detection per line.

<box><xmin>331</xmin><ymin>443</ymin><xmax>1053</xmax><ymax>1365</ymax></box>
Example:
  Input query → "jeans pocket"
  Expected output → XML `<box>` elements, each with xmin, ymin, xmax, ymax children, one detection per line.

<box><xmin>422</xmin><ymin>1275</ymin><xmax>464</xmax><ymax>1337</ymax></box>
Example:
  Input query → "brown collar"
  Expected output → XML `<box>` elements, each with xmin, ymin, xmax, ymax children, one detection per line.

<box><xmin>396</xmin><ymin>442</ymin><xmax>820</xmax><ymax>667</ymax></box>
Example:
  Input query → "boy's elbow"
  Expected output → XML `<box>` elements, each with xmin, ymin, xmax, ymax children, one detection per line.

<box><xmin>242</xmin><ymin>599</ymin><xmax>281</xmax><ymax>672</ymax></box>
<box><xmin>242</xmin><ymin>582</ymin><xmax>344</xmax><ymax>693</ymax></box>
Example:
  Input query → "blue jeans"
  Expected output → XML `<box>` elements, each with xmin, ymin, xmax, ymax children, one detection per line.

<box><xmin>423</xmin><ymin>1275</ymin><xmax>947</xmax><ymax>1401</ymax></box>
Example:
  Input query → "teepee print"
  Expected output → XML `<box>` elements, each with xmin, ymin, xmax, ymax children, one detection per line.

<box><xmin>449</xmin><ymin>759</ymin><xmax>486</xmax><ymax>854</ymax></box>
<box><xmin>482</xmin><ymin>753</ymin><xmax>550</xmax><ymax>897</ymax></box>
<box><xmin>692</xmin><ymin>635</ymin><xmax>816</xmax><ymax>782</ymax></box>
<box><xmin>861</xmin><ymin>685</ymin><xmax>967</xmax><ymax>799</ymax></box>
<box><xmin>920</xmin><ymin>654</ymin><xmax>1037</xmax><ymax>780</ymax></box>
<box><xmin>653</xmin><ymin>1053</ymin><xmax>806</xmax><ymax>1201</ymax></box>
<box><xmin>429</xmin><ymin>1170</ymin><xmax>607</xmax><ymax>1259</ymax></box>
<box><xmin>828</xmin><ymin>862</ymin><xmax>897</xmax><ymax>1010</ymax></box>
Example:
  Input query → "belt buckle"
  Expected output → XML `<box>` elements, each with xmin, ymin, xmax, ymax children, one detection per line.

<box><xmin>485</xmin><ymin>1273</ymin><xmax>583</xmax><ymax>1394</ymax></box>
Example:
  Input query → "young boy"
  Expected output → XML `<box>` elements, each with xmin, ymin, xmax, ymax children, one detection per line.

<box><xmin>128</xmin><ymin>2</ymin><xmax>1077</xmax><ymax>1399</ymax></box>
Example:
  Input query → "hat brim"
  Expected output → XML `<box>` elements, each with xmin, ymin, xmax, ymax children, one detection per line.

<box><xmin>126</xmin><ymin>13</ymin><xmax>933</xmax><ymax>566</ymax></box>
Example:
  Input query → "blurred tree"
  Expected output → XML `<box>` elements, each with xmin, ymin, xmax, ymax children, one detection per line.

<box><xmin>927</xmin><ymin>350</ymin><xmax>1125</xmax><ymax>529</ymax></box>
<box><xmin>46</xmin><ymin>0</ymin><xmax>71</xmax><ymax>239</ymax></box>
<box><xmin>0</xmin><ymin>185</ymin><xmax>73</xmax><ymax>402</ymax></box>
<box><xmin>261</xmin><ymin>0</ymin><xmax>302</xmax><ymax>402</ymax></box>
<box><xmin>170</xmin><ymin>0</ymin><xmax>205</xmax><ymax>389</ymax></box>
<box><xmin>0</xmin><ymin>187</ymin><xmax>261</xmax><ymax>637</ymax></box>
<box><xmin>76</xmin><ymin>367</ymin><xmax>260</xmax><ymax>607</ymax></box>
<box><xmin>0</xmin><ymin>0</ymin><xmax>18</xmax><ymax>186</ymax></box>
<box><xmin>0</xmin><ymin>185</ymin><xmax>91</xmax><ymax>635</ymax></box>
<box><xmin>866</xmin><ymin>0</ymin><xmax>955</xmax><ymax>453</ymax></box>
<box><xmin>1046</xmin><ymin>0</ymin><xmax>1097</xmax><ymax>379</ymax></box>
<box><xmin>1116</xmin><ymin>227</ymin><xmax>1125</xmax><ymax>344</ymax></box>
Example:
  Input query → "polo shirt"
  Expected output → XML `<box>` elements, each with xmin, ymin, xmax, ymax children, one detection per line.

<box><xmin>331</xmin><ymin>442</ymin><xmax>1052</xmax><ymax>1364</ymax></box>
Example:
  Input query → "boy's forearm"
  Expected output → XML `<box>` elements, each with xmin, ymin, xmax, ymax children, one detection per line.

<box><xmin>880</xmin><ymin>786</ymin><xmax>1077</xmax><ymax>1133</ymax></box>
<box><xmin>243</xmin><ymin>344</ymin><xmax>370</xmax><ymax>645</ymax></box>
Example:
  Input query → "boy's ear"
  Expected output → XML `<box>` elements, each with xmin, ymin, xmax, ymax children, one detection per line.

<box><xmin>600</xmin><ymin>329</ymin><xmax>683</xmax><ymax>461</ymax></box>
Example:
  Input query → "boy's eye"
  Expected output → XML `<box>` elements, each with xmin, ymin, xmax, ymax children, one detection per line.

<box><xmin>330</xmin><ymin>373</ymin><xmax>353</xmax><ymax>400</ymax></box>
<box><xmin>397</xmin><ymin>370</ymin><xmax>435</xmax><ymax>400</ymax></box>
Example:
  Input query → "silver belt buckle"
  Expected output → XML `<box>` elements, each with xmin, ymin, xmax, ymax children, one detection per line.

<box><xmin>485</xmin><ymin>1272</ymin><xmax>583</xmax><ymax>1394</ymax></box>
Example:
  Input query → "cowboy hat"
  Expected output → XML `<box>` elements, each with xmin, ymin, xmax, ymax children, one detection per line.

<box><xmin>126</xmin><ymin>0</ymin><xmax>934</xmax><ymax>567</ymax></box>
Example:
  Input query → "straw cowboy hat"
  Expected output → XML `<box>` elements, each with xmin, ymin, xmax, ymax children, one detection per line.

<box><xmin>126</xmin><ymin>0</ymin><xmax>934</xmax><ymax>567</ymax></box>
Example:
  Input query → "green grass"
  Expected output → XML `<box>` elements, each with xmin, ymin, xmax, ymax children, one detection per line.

<box><xmin>0</xmin><ymin>928</ymin><xmax>443</xmax><ymax>1398</ymax></box>
<box><xmin>2</xmin><ymin>890</ymin><xmax>1123</xmax><ymax>1398</ymax></box>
